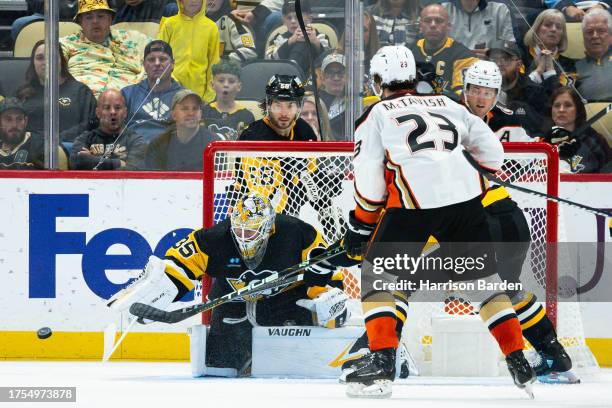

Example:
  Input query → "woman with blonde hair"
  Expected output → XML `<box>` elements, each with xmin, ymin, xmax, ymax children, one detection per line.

<box><xmin>300</xmin><ymin>92</ymin><xmax>334</xmax><ymax>141</ymax></box>
<box><xmin>523</xmin><ymin>9</ymin><xmax>576</xmax><ymax>89</ymax></box>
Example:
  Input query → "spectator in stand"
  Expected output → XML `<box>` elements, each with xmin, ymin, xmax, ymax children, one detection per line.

<box><xmin>60</xmin><ymin>0</ymin><xmax>153</xmax><ymax>98</ymax></box>
<box><xmin>202</xmin><ymin>60</ymin><xmax>255</xmax><ymax>140</ymax></box>
<box><xmin>231</xmin><ymin>0</ymin><xmax>284</xmax><ymax>52</ymax></box>
<box><xmin>15</xmin><ymin>40</ymin><xmax>97</xmax><ymax>144</ymax></box>
<box><xmin>206</xmin><ymin>0</ymin><xmax>257</xmax><ymax>64</ymax></box>
<box><xmin>146</xmin><ymin>89</ymin><xmax>220</xmax><ymax>170</ymax></box>
<box><xmin>440</xmin><ymin>0</ymin><xmax>516</xmax><ymax>59</ymax></box>
<box><xmin>409</xmin><ymin>4</ymin><xmax>479</xmax><ymax>94</ymax></box>
<box><xmin>121</xmin><ymin>40</ymin><xmax>184</xmax><ymax>143</ymax></box>
<box><xmin>336</xmin><ymin>10</ymin><xmax>381</xmax><ymax>92</ymax></box>
<box><xmin>545</xmin><ymin>87</ymin><xmax>610</xmax><ymax>173</ymax></box>
<box><xmin>112</xmin><ymin>0</ymin><xmax>178</xmax><ymax>23</ymax></box>
<box><xmin>522</xmin><ymin>9</ymin><xmax>576</xmax><ymax>90</ymax></box>
<box><xmin>300</xmin><ymin>93</ymin><xmax>332</xmax><ymax>141</ymax></box>
<box><xmin>367</xmin><ymin>0</ymin><xmax>420</xmax><ymax>47</ymax></box>
<box><xmin>575</xmin><ymin>8</ymin><xmax>612</xmax><ymax>102</ymax></box>
<box><xmin>70</xmin><ymin>89</ymin><xmax>146</xmax><ymax>170</ymax></box>
<box><xmin>265</xmin><ymin>0</ymin><xmax>330</xmax><ymax>73</ymax></box>
<box><xmin>319</xmin><ymin>53</ymin><xmax>347</xmax><ymax>141</ymax></box>
<box><xmin>544</xmin><ymin>0</ymin><xmax>611</xmax><ymax>22</ymax></box>
<box><xmin>158</xmin><ymin>0</ymin><xmax>220</xmax><ymax>102</ymax></box>
<box><xmin>11</xmin><ymin>0</ymin><xmax>78</xmax><ymax>42</ymax></box>
<box><xmin>0</xmin><ymin>98</ymin><xmax>43</xmax><ymax>170</ymax></box>
<box><xmin>487</xmin><ymin>41</ymin><xmax>551</xmax><ymax>136</ymax></box>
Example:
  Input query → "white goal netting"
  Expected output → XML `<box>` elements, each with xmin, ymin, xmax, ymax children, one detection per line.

<box><xmin>202</xmin><ymin>141</ymin><xmax>598</xmax><ymax>375</ymax></box>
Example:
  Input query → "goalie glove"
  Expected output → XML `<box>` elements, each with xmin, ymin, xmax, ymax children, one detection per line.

<box><xmin>342</xmin><ymin>210</ymin><xmax>375</xmax><ymax>258</ymax></box>
<box><xmin>107</xmin><ymin>255</ymin><xmax>179</xmax><ymax>324</ymax></box>
<box><xmin>296</xmin><ymin>287</ymin><xmax>350</xmax><ymax>328</ymax></box>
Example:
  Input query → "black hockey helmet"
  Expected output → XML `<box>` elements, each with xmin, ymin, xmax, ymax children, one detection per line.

<box><xmin>265</xmin><ymin>74</ymin><xmax>305</xmax><ymax>102</ymax></box>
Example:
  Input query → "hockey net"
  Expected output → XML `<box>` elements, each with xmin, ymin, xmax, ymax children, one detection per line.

<box><xmin>202</xmin><ymin>141</ymin><xmax>598</xmax><ymax>375</ymax></box>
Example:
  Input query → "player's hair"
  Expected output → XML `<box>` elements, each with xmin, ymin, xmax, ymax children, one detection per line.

<box><xmin>379</xmin><ymin>78</ymin><xmax>417</xmax><ymax>92</ymax></box>
<box><xmin>212</xmin><ymin>59</ymin><xmax>242</xmax><ymax>79</ymax></box>
<box><xmin>549</xmin><ymin>86</ymin><xmax>587</xmax><ymax>128</ymax></box>
<box><xmin>523</xmin><ymin>9</ymin><xmax>568</xmax><ymax>53</ymax></box>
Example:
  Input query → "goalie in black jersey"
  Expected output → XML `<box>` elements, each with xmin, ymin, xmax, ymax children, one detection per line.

<box><xmin>108</xmin><ymin>192</ymin><xmax>350</xmax><ymax>374</ymax></box>
<box><xmin>462</xmin><ymin>60</ymin><xmax>574</xmax><ymax>382</ymax></box>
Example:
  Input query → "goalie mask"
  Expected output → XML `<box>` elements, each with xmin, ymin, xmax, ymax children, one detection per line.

<box><xmin>230</xmin><ymin>192</ymin><xmax>276</xmax><ymax>269</ymax></box>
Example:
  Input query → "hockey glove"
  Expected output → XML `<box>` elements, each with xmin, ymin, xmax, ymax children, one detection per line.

<box><xmin>343</xmin><ymin>210</ymin><xmax>375</xmax><ymax>259</ymax></box>
<box><xmin>296</xmin><ymin>287</ymin><xmax>349</xmax><ymax>328</ymax></box>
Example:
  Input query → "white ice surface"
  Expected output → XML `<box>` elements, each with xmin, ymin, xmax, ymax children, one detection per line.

<box><xmin>1</xmin><ymin>362</ymin><xmax>612</xmax><ymax>408</ymax></box>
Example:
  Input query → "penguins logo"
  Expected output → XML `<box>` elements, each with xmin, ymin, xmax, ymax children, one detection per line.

<box><xmin>226</xmin><ymin>269</ymin><xmax>292</xmax><ymax>301</ymax></box>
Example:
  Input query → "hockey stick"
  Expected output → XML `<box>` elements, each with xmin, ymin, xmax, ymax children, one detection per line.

<box><xmin>295</xmin><ymin>0</ymin><xmax>322</xmax><ymax>136</ymax></box>
<box><xmin>573</xmin><ymin>103</ymin><xmax>611</xmax><ymax>138</ymax></box>
<box><xmin>102</xmin><ymin>317</ymin><xmax>137</xmax><ymax>362</ymax></box>
<box><xmin>129</xmin><ymin>244</ymin><xmax>345</xmax><ymax>324</ymax></box>
<box><xmin>463</xmin><ymin>149</ymin><xmax>612</xmax><ymax>221</ymax></box>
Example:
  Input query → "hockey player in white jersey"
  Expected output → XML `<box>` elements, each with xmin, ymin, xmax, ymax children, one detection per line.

<box><xmin>341</xmin><ymin>45</ymin><xmax>536</xmax><ymax>398</ymax></box>
<box><xmin>463</xmin><ymin>61</ymin><xmax>575</xmax><ymax>383</ymax></box>
<box><xmin>462</xmin><ymin>60</ymin><xmax>535</xmax><ymax>142</ymax></box>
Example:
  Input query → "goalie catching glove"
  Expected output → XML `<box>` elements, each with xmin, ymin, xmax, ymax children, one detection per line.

<box><xmin>107</xmin><ymin>255</ymin><xmax>180</xmax><ymax>324</ymax></box>
<box><xmin>342</xmin><ymin>210</ymin><xmax>375</xmax><ymax>258</ymax></box>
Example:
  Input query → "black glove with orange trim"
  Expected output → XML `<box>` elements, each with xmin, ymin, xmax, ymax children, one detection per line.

<box><xmin>342</xmin><ymin>210</ymin><xmax>375</xmax><ymax>259</ymax></box>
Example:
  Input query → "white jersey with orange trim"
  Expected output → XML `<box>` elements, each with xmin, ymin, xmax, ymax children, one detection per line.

<box><xmin>352</xmin><ymin>91</ymin><xmax>504</xmax><ymax>222</ymax></box>
<box><xmin>487</xmin><ymin>105</ymin><xmax>536</xmax><ymax>143</ymax></box>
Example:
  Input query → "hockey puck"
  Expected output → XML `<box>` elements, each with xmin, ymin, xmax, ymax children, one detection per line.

<box><xmin>37</xmin><ymin>327</ymin><xmax>52</xmax><ymax>339</ymax></box>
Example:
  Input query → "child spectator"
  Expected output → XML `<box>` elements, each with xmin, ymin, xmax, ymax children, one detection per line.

<box><xmin>158</xmin><ymin>0</ymin><xmax>220</xmax><ymax>102</ymax></box>
<box><xmin>265</xmin><ymin>0</ymin><xmax>330</xmax><ymax>73</ymax></box>
<box><xmin>206</xmin><ymin>0</ymin><xmax>257</xmax><ymax>63</ymax></box>
<box><xmin>202</xmin><ymin>60</ymin><xmax>255</xmax><ymax>140</ymax></box>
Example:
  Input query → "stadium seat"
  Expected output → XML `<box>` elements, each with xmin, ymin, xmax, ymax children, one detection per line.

<box><xmin>236</xmin><ymin>59</ymin><xmax>305</xmax><ymax>100</ymax></box>
<box><xmin>14</xmin><ymin>21</ymin><xmax>81</xmax><ymax>58</ymax></box>
<box><xmin>236</xmin><ymin>99</ymin><xmax>264</xmax><ymax>121</ymax></box>
<box><xmin>265</xmin><ymin>22</ymin><xmax>339</xmax><ymax>52</ymax></box>
<box><xmin>562</xmin><ymin>22</ymin><xmax>585</xmax><ymax>60</ymax></box>
<box><xmin>0</xmin><ymin>58</ymin><xmax>30</xmax><ymax>97</ymax></box>
<box><xmin>585</xmin><ymin>102</ymin><xmax>612</xmax><ymax>146</ymax></box>
<box><xmin>112</xmin><ymin>22</ymin><xmax>159</xmax><ymax>38</ymax></box>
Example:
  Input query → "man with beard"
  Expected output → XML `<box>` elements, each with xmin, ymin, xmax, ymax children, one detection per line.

<box><xmin>0</xmin><ymin>98</ymin><xmax>44</xmax><ymax>170</ymax></box>
<box><xmin>70</xmin><ymin>89</ymin><xmax>146</xmax><ymax>170</ymax></box>
<box><xmin>239</xmin><ymin>74</ymin><xmax>317</xmax><ymax>141</ymax></box>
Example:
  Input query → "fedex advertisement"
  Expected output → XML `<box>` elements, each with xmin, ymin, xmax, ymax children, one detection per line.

<box><xmin>0</xmin><ymin>172</ymin><xmax>611</xmax><ymax>340</ymax></box>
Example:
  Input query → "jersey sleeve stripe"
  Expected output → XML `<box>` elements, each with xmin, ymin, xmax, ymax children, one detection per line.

<box><xmin>164</xmin><ymin>254</ymin><xmax>199</xmax><ymax>281</ymax></box>
<box><xmin>354</xmin><ymin>183</ymin><xmax>385</xmax><ymax>212</ymax></box>
<box><xmin>164</xmin><ymin>261</ymin><xmax>196</xmax><ymax>292</ymax></box>
<box><xmin>385</xmin><ymin>155</ymin><xmax>420</xmax><ymax>209</ymax></box>
<box><xmin>355</xmin><ymin>206</ymin><xmax>381</xmax><ymax>225</ymax></box>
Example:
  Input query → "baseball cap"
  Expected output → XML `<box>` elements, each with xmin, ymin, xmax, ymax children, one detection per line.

<box><xmin>282</xmin><ymin>0</ymin><xmax>311</xmax><ymax>15</ymax></box>
<box><xmin>171</xmin><ymin>89</ymin><xmax>202</xmax><ymax>110</ymax></box>
<box><xmin>0</xmin><ymin>97</ymin><xmax>26</xmax><ymax>115</ymax></box>
<box><xmin>486</xmin><ymin>41</ymin><xmax>522</xmax><ymax>59</ymax></box>
<box><xmin>321</xmin><ymin>53</ymin><xmax>346</xmax><ymax>73</ymax></box>
<box><xmin>144</xmin><ymin>40</ymin><xmax>173</xmax><ymax>60</ymax></box>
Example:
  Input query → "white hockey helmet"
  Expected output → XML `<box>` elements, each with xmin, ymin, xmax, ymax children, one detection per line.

<box><xmin>370</xmin><ymin>45</ymin><xmax>416</xmax><ymax>89</ymax></box>
<box><xmin>230</xmin><ymin>192</ymin><xmax>276</xmax><ymax>269</ymax></box>
<box><xmin>463</xmin><ymin>60</ymin><xmax>502</xmax><ymax>95</ymax></box>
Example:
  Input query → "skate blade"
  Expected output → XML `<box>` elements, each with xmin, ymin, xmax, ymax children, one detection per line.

<box><xmin>346</xmin><ymin>380</ymin><xmax>392</xmax><ymax>399</ymax></box>
<box><xmin>537</xmin><ymin>371</ymin><xmax>581</xmax><ymax>384</ymax></box>
<box><xmin>522</xmin><ymin>382</ymin><xmax>535</xmax><ymax>399</ymax></box>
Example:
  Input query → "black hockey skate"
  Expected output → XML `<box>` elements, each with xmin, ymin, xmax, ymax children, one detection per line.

<box><xmin>531</xmin><ymin>337</ymin><xmax>578</xmax><ymax>384</ymax></box>
<box><xmin>345</xmin><ymin>348</ymin><xmax>396</xmax><ymax>399</ymax></box>
<box><xmin>506</xmin><ymin>350</ymin><xmax>536</xmax><ymax>399</ymax></box>
<box><xmin>341</xmin><ymin>342</ymin><xmax>411</xmax><ymax>383</ymax></box>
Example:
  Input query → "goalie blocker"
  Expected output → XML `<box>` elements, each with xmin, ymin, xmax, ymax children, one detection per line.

<box><xmin>107</xmin><ymin>192</ymin><xmax>351</xmax><ymax>374</ymax></box>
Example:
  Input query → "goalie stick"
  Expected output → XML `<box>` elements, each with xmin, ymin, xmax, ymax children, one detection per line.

<box><xmin>129</xmin><ymin>244</ymin><xmax>345</xmax><ymax>324</ymax></box>
<box><xmin>462</xmin><ymin>149</ymin><xmax>612</xmax><ymax>236</ymax></box>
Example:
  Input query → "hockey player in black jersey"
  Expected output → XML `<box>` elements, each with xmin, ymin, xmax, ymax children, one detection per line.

<box><xmin>238</xmin><ymin>74</ymin><xmax>318</xmax><ymax>141</ymax></box>
<box><xmin>108</xmin><ymin>192</ymin><xmax>350</xmax><ymax>374</ymax></box>
<box><xmin>463</xmin><ymin>60</ymin><xmax>574</xmax><ymax>383</ymax></box>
